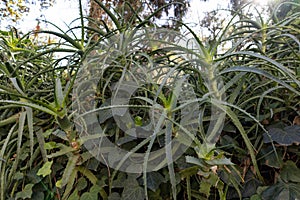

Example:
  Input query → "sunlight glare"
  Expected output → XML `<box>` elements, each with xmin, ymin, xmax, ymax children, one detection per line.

<box><xmin>253</xmin><ymin>0</ymin><xmax>273</xmax><ymax>6</ymax></box>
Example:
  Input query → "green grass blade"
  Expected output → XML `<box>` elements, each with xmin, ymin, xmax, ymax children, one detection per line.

<box><xmin>36</xmin><ymin>30</ymin><xmax>83</xmax><ymax>50</ymax></box>
<box><xmin>25</xmin><ymin>107</ymin><xmax>34</xmax><ymax>158</ymax></box>
<box><xmin>224</xmin><ymin>107</ymin><xmax>263</xmax><ymax>181</ymax></box>
<box><xmin>55</xmin><ymin>78</ymin><xmax>64</xmax><ymax>108</ymax></box>
<box><xmin>36</xmin><ymin>129</ymin><xmax>48</xmax><ymax>163</ymax></box>
<box><xmin>0</xmin><ymin>114</ymin><xmax>19</xmax><ymax>127</ymax></box>
<box><xmin>0</xmin><ymin>124</ymin><xmax>16</xmax><ymax>171</ymax></box>
<box><xmin>165</xmin><ymin>120</ymin><xmax>177</xmax><ymax>200</ymax></box>
<box><xmin>58</xmin><ymin>154</ymin><xmax>80</xmax><ymax>188</ymax></box>
<box><xmin>220</xmin><ymin>66</ymin><xmax>300</xmax><ymax>96</ymax></box>
<box><xmin>8</xmin><ymin>111</ymin><xmax>26</xmax><ymax>182</ymax></box>
<box><xmin>0</xmin><ymin>100</ymin><xmax>57</xmax><ymax>116</ymax></box>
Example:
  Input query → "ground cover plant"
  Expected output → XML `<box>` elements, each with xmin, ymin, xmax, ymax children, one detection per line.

<box><xmin>0</xmin><ymin>1</ymin><xmax>299</xmax><ymax>199</ymax></box>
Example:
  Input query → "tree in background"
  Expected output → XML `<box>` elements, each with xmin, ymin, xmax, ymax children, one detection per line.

<box><xmin>199</xmin><ymin>0</ymin><xmax>300</xmax><ymax>45</ymax></box>
<box><xmin>0</xmin><ymin>0</ymin><xmax>190</xmax><ymax>30</ymax></box>
<box><xmin>0</xmin><ymin>0</ymin><xmax>54</xmax><ymax>23</ymax></box>
<box><xmin>1</xmin><ymin>0</ymin><xmax>299</xmax><ymax>30</ymax></box>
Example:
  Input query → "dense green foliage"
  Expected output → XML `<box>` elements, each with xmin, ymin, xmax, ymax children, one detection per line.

<box><xmin>0</xmin><ymin>1</ymin><xmax>300</xmax><ymax>199</ymax></box>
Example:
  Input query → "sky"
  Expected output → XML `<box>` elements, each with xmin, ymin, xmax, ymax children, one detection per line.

<box><xmin>0</xmin><ymin>0</ymin><xmax>270</xmax><ymax>39</ymax></box>
<box><xmin>1</xmin><ymin>0</ymin><xmax>232</xmax><ymax>34</ymax></box>
<box><xmin>0</xmin><ymin>0</ymin><xmax>271</xmax><ymax>65</ymax></box>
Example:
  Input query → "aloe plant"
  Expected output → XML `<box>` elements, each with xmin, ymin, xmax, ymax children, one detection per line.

<box><xmin>0</xmin><ymin>1</ymin><xmax>299</xmax><ymax>200</ymax></box>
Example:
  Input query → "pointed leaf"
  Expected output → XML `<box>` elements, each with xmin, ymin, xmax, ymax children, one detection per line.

<box><xmin>76</xmin><ymin>177</ymin><xmax>87</xmax><ymax>191</ymax></box>
<box><xmin>260</xmin><ymin>146</ymin><xmax>283</xmax><ymax>168</ymax></box>
<box><xmin>76</xmin><ymin>166</ymin><xmax>98</xmax><ymax>185</ymax></box>
<box><xmin>0</xmin><ymin>100</ymin><xmax>57</xmax><ymax>116</ymax></box>
<box><xmin>25</xmin><ymin>107</ymin><xmax>34</xmax><ymax>157</ymax></box>
<box><xmin>80</xmin><ymin>185</ymin><xmax>100</xmax><ymax>200</ymax></box>
<box><xmin>144</xmin><ymin>172</ymin><xmax>165</xmax><ymax>191</ymax></box>
<box><xmin>0</xmin><ymin>124</ymin><xmax>16</xmax><ymax>171</ymax></box>
<box><xmin>80</xmin><ymin>191</ymin><xmax>97</xmax><ymax>200</ymax></box>
<box><xmin>63</xmin><ymin>167</ymin><xmax>78</xmax><ymax>200</ymax></box>
<box><xmin>10</xmin><ymin>77</ymin><xmax>25</xmax><ymax>95</ymax></box>
<box><xmin>199</xmin><ymin>181</ymin><xmax>211</xmax><ymax>197</ymax></box>
<box><xmin>179</xmin><ymin>166</ymin><xmax>199</xmax><ymax>179</ymax></box>
<box><xmin>68</xmin><ymin>189</ymin><xmax>80</xmax><ymax>200</ymax></box>
<box><xmin>263</xmin><ymin>125</ymin><xmax>300</xmax><ymax>146</ymax></box>
<box><xmin>205</xmin><ymin>157</ymin><xmax>234</xmax><ymax>166</ymax></box>
<box><xmin>220</xmin><ymin>66</ymin><xmax>300</xmax><ymax>96</ymax></box>
<box><xmin>122</xmin><ymin>185</ymin><xmax>145</xmax><ymax>200</ymax></box>
<box><xmin>281</xmin><ymin>161</ymin><xmax>300</xmax><ymax>183</ymax></box>
<box><xmin>122</xmin><ymin>178</ymin><xmax>145</xmax><ymax>200</ymax></box>
<box><xmin>55</xmin><ymin>78</ymin><xmax>64</xmax><ymax>108</ymax></box>
<box><xmin>15</xmin><ymin>184</ymin><xmax>34</xmax><ymax>199</ymax></box>
<box><xmin>47</xmin><ymin>145</ymin><xmax>75</xmax><ymax>158</ymax></box>
<box><xmin>37</xmin><ymin>161</ymin><xmax>53</xmax><ymax>177</ymax></box>
<box><xmin>262</xmin><ymin>182</ymin><xmax>300</xmax><ymax>200</ymax></box>
<box><xmin>44</xmin><ymin>142</ymin><xmax>58</xmax><ymax>150</ymax></box>
<box><xmin>36</xmin><ymin>129</ymin><xmax>48</xmax><ymax>162</ymax></box>
<box><xmin>58</xmin><ymin>154</ymin><xmax>80</xmax><ymax>188</ymax></box>
<box><xmin>186</xmin><ymin>156</ymin><xmax>205</xmax><ymax>167</ymax></box>
<box><xmin>10</xmin><ymin>112</ymin><xmax>26</xmax><ymax>180</ymax></box>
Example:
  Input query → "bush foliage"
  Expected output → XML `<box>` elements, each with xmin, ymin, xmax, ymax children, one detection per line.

<box><xmin>0</xmin><ymin>1</ymin><xmax>299</xmax><ymax>199</ymax></box>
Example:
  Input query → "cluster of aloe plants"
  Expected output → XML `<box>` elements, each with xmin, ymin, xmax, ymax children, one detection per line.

<box><xmin>0</xmin><ymin>1</ymin><xmax>299</xmax><ymax>199</ymax></box>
